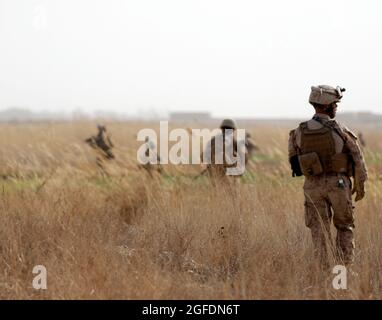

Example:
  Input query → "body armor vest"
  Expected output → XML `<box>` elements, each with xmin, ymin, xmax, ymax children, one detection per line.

<box><xmin>299</xmin><ymin>122</ymin><xmax>336</xmax><ymax>173</ymax></box>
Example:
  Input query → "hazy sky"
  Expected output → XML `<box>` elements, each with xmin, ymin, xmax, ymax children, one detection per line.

<box><xmin>0</xmin><ymin>0</ymin><xmax>381</xmax><ymax>118</ymax></box>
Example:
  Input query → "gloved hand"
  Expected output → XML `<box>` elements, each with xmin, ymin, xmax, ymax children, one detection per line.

<box><xmin>352</xmin><ymin>180</ymin><xmax>365</xmax><ymax>202</ymax></box>
<box><xmin>290</xmin><ymin>155</ymin><xmax>303</xmax><ymax>177</ymax></box>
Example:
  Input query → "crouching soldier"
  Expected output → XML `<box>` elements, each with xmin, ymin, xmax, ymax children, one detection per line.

<box><xmin>86</xmin><ymin>125</ymin><xmax>115</xmax><ymax>160</ymax></box>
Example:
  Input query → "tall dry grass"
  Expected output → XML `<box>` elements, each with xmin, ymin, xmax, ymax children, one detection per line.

<box><xmin>0</xmin><ymin>121</ymin><xmax>381</xmax><ymax>299</ymax></box>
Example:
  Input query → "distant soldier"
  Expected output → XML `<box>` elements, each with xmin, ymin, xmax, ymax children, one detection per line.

<box><xmin>358</xmin><ymin>132</ymin><xmax>366</xmax><ymax>148</ymax></box>
<box><xmin>203</xmin><ymin>119</ymin><xmax>247</xmax><ymax>181</ymax></box>
<box><xmin>289</xmin><ymin>85</ymin><xmax>368</xmax><ymax>270</ymax></box>
<box><xmin>245</xmin><ymin>132</ymin><xmax>259</xmax><ymax>160</ymax></box>
<box><xmin>85</xmin><ymin>125</ymin><xmax>115</xmax><ymax>160</ymax></box>
<box><xmin>139</xmin><ymin>136</ymin><xmax>163</xmax><ymax>177</ymax></box>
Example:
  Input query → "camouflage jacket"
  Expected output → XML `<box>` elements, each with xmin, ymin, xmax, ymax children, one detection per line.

<box><xmin>288</xmin><ymin>113</ymin><xmax>368</xmax><ymax>184</ymax></box>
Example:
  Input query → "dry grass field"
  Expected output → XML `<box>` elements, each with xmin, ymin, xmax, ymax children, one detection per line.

<box><xmin>0</xmin><ymin>121</ymin><xmax>381</xmax><ymax>300</ymax></box>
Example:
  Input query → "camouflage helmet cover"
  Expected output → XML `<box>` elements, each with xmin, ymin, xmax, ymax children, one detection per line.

<box><xmin>97</xmin><ymin>124</ymin><xmax>106</xmax><ymax>132</ymax></box>
<box><xmin>220</xmin><ymin>118</ymin><xmax>237</xmax><ymax>130</ymax></box>
<box><xmin>309</xmin><ymin>85</ymin><xmax>346</xmax><ymax>106</ymax></box>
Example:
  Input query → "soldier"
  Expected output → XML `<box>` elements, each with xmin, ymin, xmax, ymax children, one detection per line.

<box><xmin>85</xmin><ymin>125</ymin><xmax>115</xmax><ymax>160</ymax></box>
<box><xmin>203</xmin><ymin>119</ymin><xmax>247</xmax><ymax>181</ymax></box>
<box><xmin>358</xmin><ymin>132</ymin><xmax>366</xmax><ymax>148</ymax></box>
<box><xmin>139</xmin><ymin>136</ymin><xmax>163</xmax><ymax>177</ymax></box>
<box><xmin>288</xmin><ymin>85</ymin><xmax>368</xmax><ymax>270</ymax></box>
<box><xmin>245</xmin><ymin>132</ymin><xmax>259</xmax><ymax>160</ymax></box>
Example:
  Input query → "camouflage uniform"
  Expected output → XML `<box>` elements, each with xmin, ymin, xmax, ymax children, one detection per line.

<box><xmin>206</xmin><ymin>133</ymin><xmax>238</xmax><ymax>179</ymax></box>
<box><xmin>245</xmin><ymin>132</ymin><xmax>259</xmax><ymax>161</ymax></box>
<box><xmin>203</xmin><ymin>119</ymin><xmax>247</xmax><ymax>181</ymax></box>
<box><xmin>358</xmin><ymin>132</ymin><xmax>366</xmax><ymax>148</ymax></box>
<box><xmin>289</xmin><ymin>86</ymin><xmax>368</xmax><ymax>268</ymax></box>
<box><xmin>86</xmin><ymin>125</ymin><xmax>115</xmax><ymax>160</ymax></box>
<box><xmin>141</xmin><ymin>137</ymin><xmax>163</xmax><ymax>177</ymax></box>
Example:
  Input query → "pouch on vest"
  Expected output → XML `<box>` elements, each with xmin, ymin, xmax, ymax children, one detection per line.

<box><xmin>331</xmin><ymin>153</ymin><xmax>349</xmax><ymax>174</ymax></box>
<box><xmin>298</xmin><ymin>152</ymin><xmax>323</xmax><ymax>176</ymax></box>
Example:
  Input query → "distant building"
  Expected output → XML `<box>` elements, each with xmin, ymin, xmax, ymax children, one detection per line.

<box><xmin>170</xmin><ymin>112</ymin><xmax>212</xmax><ymax>122</ymax></box>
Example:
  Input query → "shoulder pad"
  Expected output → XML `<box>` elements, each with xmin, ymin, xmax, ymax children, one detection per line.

<box><xmin>290</xmin><ymin>126</ymin><xmax>302</xmax><ymax>136</ymax></box>
<box><xmin>298</xmin><ymin>121</ymin><xmax>309</xmax><ymax>129</ymax></box>
<box><xmin>331</xmin><ymin>120</ymin><xmax>342</xmax><ymax>128</ymax></box>
<box><xmin>343</xmin><ymin>126</ymin><xmax>358</xmax><ymax>140</ymax></box>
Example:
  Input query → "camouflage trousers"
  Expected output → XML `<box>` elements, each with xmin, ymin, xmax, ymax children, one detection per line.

<box><xmin>303</xmin><ymin>175</ymin><xmax>355</xmax><ymax>268</ymax></box>
<box><xmin>206</xmin><ymin>165</ymin><xmax>242</xmax><ymax>206</ymax></box>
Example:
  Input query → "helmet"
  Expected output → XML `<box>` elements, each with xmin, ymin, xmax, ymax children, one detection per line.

<box><xmin>97</xmin><ymin>124</ymin><xmax>106</xmax><ymax>132</ymax></box>
<box><xmin>220</xmin><ymin>119</ymin><xmax>237</xmax><ymax>130</ymax></box>
<box><xmin>309</xmin><ymin>85</ymin><xmax>346</xmax><ymax>106</ymax></box>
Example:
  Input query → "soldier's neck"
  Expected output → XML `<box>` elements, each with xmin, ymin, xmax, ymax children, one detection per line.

<box><xmin>313</xmin><ymin>113</ymin><xmax>332</xmax><ymax>120</ymax></box>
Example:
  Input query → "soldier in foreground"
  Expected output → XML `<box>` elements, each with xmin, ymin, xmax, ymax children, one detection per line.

<box><xmin>288</xmin><ymin>85</ymin><xmax>368</xmax><ymax>270</ymax></box>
